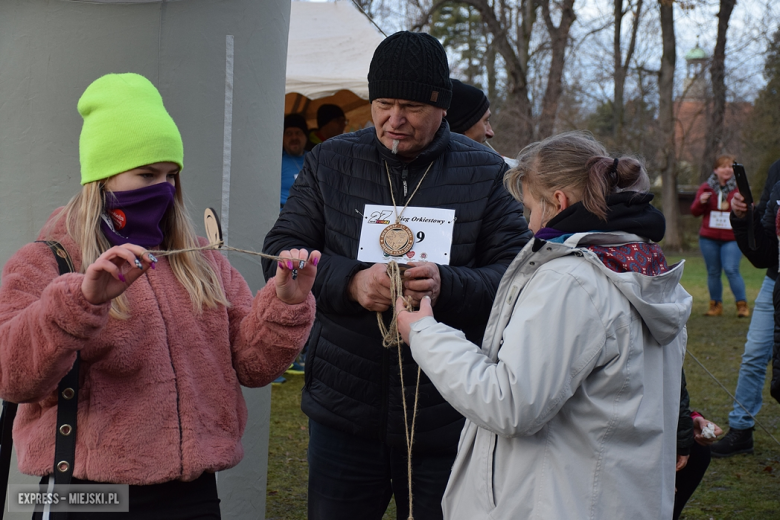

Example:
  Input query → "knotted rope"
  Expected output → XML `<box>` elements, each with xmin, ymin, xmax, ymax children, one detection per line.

<box><xmin>377</xmin><ymin>261</ymin><xmax>421</xmax><ymax>520</ymax></box>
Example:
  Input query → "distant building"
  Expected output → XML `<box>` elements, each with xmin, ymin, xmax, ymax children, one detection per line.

<box><xmin>673</xmin><ymin>43</ymin><xmax>752</xmax><ymax>184</ymax></box>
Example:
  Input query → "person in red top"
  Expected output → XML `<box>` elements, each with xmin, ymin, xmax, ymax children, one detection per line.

<box><xmin>691</xmin><ymin>155</ymin><xmax>749</xmax><ymax>317</ymax></box>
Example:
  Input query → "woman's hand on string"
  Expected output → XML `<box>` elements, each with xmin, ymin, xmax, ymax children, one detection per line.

<box><xmin>699</xmin><ymin>191</ymin><xmax>712</xmax><ymax>205</ymax></box>
<box><xmin>275</xmin><ymin>249</ymin><xmax>321</xmax><ymax>305</ymax></box>
<box><xmin>395</xmin><ymin>295</ymin><xmax>434</xmax><ymax>345</ymax></box>
<box><xmin>731</xmin><ymin>192</ymin><xmax>749</xmax><ymax>219</ymax></box>
<box><xmin>81</xmin><ymin>244</ymin><xmax>156</xmax><ymax>305</ymax></box>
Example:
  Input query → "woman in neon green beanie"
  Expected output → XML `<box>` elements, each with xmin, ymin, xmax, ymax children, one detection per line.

<box><xmin>0</xmin><ymin>73</ymin><xmax>320</xmax><ymax>519</ymax></box>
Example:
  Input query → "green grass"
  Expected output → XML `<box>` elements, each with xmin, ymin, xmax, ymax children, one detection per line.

<box><xmin>266</xmin><ymin>251</ymin><xmax>780</xmax><ymax>520</ymax></box>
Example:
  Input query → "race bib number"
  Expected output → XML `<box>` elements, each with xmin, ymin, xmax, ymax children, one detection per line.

<box><xmin>357</xmin><ymin>204</ymin><xmax>455</xmax><ymax>265</ymax></box>
<box><xmin>710</xmin><ymin>210</ymin><xmax>732</xmax><ymax>230</ymax></box>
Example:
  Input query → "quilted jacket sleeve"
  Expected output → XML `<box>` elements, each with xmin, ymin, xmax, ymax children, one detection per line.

<box><xmin>262</xmin><ymin>148</ymin><xmax>366</xmax><ymax>316</ymax></box>
<box><xmin>435</xmin><ymin>169</ymin><xmax>532</xmax><ymax>329</ymax></box>
<box><xmin>0</xmin><ymin>242</ymin><xmax>111</xmax><ymax>403</ymax></box>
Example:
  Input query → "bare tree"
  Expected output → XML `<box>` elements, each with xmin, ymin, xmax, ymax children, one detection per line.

<box><xmin>658</xmin><ymin>0</ymin><xmax>681</xmax><ymax>249</ymax></box>
<box><xmin>613</xmin><ymin>0</ymin><xmax>644</xmax><ymax>148</ymax></box>
<box><xmin>537</xmin><ymin>0</ymin><xmax>577</xmax><ymax>138</ymax></box>
<box><xmin>700</xmin><ymin>0</ymin><xmax>737</xmax><ymax>181</ymax></box>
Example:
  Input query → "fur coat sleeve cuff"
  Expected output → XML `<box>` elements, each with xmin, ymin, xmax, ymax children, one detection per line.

<box><xmin>233</xmin><ymin>278</ymin><xmax>316</xmax><ymax>387</ymax></box>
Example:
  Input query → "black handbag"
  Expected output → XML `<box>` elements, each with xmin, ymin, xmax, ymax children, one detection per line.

<box><xmin>0</xmin><ymin>241</ymin><xmax>80</xmax><ymax>519</ymax></box>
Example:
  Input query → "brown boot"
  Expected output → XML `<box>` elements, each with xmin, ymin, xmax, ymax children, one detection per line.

<box><xmin>737</xmin><ymin>300</ymin><xmax>750</xmax><ymax>318</ymax></box>
<box><xmin>704</xmin><ymin>300</ymin><xmax>723</xmax><ymax>316</ymax></box>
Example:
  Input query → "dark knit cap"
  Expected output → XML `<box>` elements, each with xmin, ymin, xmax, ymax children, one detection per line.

<box><xmin>316</xmin><ymin>104</ymin><xmax>345</xmax><ymax>128</ymax></box>
<box><xmin>284</xmin><ymin>113</ymin><xmax>308</xmax><ymax>135</ymax></box>
<box><xmin>447</xmin><ymin>79</ymin><xmax>490</xmax><ymax>133</ymax></box>
<box><xmin>368</xmin><ymin>31</ymin><xmax>452</xmax><ymax>109</ymax></box>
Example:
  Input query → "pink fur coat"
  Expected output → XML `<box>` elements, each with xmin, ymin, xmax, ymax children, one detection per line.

<box><xmin>0</xmin><ymin>213</ymin><xmax>315</xmax><ymax>485</ymax></box>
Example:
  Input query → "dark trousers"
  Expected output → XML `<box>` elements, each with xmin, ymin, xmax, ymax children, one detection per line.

<box><xmin>307</xmin><ymin>419</ymin><xmax>455</xmax><ymax>520</ymax></box>
<box><xmin>673</xmin><ymin>441</ymin><xmax>712</xmax><ymax>520</ymax></box>
<box><xmin>32</xmin><ymin>472</ymin><xmax>220</xmax><ymax>520</ymax></box>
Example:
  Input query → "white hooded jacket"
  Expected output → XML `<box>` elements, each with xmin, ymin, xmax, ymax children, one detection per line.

<box><xmin>408</xmin><ymin>232</ymin><xmax>692</xmax><ymax>519</ymax></box>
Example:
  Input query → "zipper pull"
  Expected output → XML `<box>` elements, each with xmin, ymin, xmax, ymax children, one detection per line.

<box><xmin>402</xmin><ymin>167</ymin><xmax>408</xmax><ymax>197</ymax></box>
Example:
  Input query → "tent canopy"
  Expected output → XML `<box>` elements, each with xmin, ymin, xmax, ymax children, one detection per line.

<box><xmin>285</xmin><ymin>0</ymin><xmax>384</xmax><ymax>130</ymax></box>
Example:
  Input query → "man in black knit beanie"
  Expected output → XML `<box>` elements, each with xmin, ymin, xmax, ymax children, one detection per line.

<box><xmin>263</xmin><ymin>31</ymin><xmax>531</xmax><ymax>520</ymax></box>
<box><xmin>447</xmin><ymin>79</ymin><xmax>494</xmax><ymax>144</ymax></box>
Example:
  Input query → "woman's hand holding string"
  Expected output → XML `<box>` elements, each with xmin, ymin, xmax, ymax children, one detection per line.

<box><xmin>275</xmin><ymin>249</ymin><xmax>321</xmax><ymax>305</ymax></box>
<box><xmin>81</xmin><ymin>244</ymin><xmax>156</xmax><ymax>305</ymax></box>
<box><xmin>395</xmin><ymin>295</ymin><xmax>434</xmax><ymax>345</ymax></box>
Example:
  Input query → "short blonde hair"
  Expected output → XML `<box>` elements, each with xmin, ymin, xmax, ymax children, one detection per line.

<box><xmin>46</xmin><ymin>175</ymin><xmax>229</xmax><ymax>319</ymax></box>
<box><xmin>504</xmin><ymin>131</ymin><xmax>650</xmax><ymax>223</ymax></box>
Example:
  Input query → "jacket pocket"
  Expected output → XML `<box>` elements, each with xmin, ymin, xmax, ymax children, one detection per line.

<box><xmin>304</xmin><ymin>321</ymin><xmax>321</xmax><ymax>390</ymax></box>
<box><xmin>489</xmin><ymin>433</ymin><xmax>498</xmax><ymax>509</ymax></box>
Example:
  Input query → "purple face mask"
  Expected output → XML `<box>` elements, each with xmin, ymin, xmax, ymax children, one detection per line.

<box><xmin>101</xmin><ymin>182</ymin><xmax>176</xmax><ymax>248</ymax></box>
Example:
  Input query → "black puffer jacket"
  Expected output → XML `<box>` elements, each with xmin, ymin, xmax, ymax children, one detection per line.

<box><xmin>730</xmin><ymin>174</ymin><xmax>780</xmax><ymax>403</ymax></box>
<box><xmin>262</xmin><ymin>122</ymin><xmax>531</xmax><ymax>453</ymax></box>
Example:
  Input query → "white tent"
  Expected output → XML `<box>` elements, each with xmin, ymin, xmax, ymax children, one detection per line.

<box><xmin>285</xmin><ymin>0</ymin><xmax>385</xmax><ymax>130</ymax></box>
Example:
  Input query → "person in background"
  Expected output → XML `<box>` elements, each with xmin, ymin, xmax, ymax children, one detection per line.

<box><xmin>396</xmin><ymin>130</ymin><xmax>690</xmax><ymax>519</ymax></box>
<box><xmin>690</xmin><ymin>155</ymin><xmax>749</xmax><ymax>317</ymax></box>
<box><xmin>274</xmin><ymin>112</ymin><xmax>311</xmax><ymax>384</ymax></box>
<box><xmin>722</xmin><ymin>158</ymin><xmax>780</xmax><ymax>457</ymax></box>
<box><xmin>0</xmin><ymin>73</ymin><xmax>318</xmax><ymax>519</ymax></box>
<box><xmin>281</xmin><ymin>113</ymin><xmax>308</xmax><ymax>208</ymax></box>
<box><xmin>263</xmin><ymin>31</ymin><xmax>531</xmax><ymax>520</ymax></box>
<box><xmin>306</xmin><ymin>104</ymin><xmax>347</xmax><ymax>151</ymax></box>
<box><xmin>674</xmin><ymin>370</ymin><xmax>723</xmax><ymax>520</ymax></box>
<box><xmin>446</xmin><ymin>79</ymin><xmax>493</xmax><ymax>144</ymax></box>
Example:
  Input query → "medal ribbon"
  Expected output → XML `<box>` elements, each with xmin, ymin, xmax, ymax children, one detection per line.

<box><xmin>384</xmin><ymin>161</ymin><xmax>435</xmax><ymax>224</ymax></box>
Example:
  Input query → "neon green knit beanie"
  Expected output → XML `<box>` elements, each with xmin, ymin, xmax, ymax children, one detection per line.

<box><xmin>78</xmin><ymin>73</ymin><xmax>184</xmax><ymax>185</ymax></box>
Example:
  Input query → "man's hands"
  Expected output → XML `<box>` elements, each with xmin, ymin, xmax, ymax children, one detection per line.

<box><xmin>348</xmin><ymin>262</ymin><xmax>442</xmax><ymax>312</ymax></box>
<box><xmin>403</xmin><ymin>262</ymin><xmax>441</xmax><ymax>307</ymax></box>
<box><xmin>348</xmin><ymin>263</ymin><xmax>393</xmax><ymax>311</ymax></box>
<box><xmin>731</xmin><ymin>191</ymin><xmax>749</xmax><ymax>219</ymax></box>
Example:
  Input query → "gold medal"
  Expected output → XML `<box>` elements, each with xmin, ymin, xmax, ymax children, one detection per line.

<box><xmin>720</xmin><ymin>201</ymin><xmax>729</xmax><ymax>211</ymax></box>
<box><xmin>380</xmin><ymin>223</ymin><xmax>414</xmax><ymax>256</ymax></box>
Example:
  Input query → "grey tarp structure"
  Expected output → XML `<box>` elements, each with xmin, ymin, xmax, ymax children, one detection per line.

<box><xmin>0</xmin><ymin>0</ymin><xmax>290</xmax><ymax>518</ymax></box>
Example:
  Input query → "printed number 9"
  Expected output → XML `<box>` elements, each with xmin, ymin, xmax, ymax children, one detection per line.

<box><xmin>416</xmin><ymin>231</ymin><xmax>425</xmax><ymax>242</ymax></box>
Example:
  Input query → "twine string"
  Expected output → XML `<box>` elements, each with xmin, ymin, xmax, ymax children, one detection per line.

<box><xmin>147</xmin><ymin>242</ymin><xmax>304</xmax><ymax>265</ymax></box>
<box><xmin>377</xmin><ymin>261</ymin><xmax>421</xmax><ymax>520</ymax></box>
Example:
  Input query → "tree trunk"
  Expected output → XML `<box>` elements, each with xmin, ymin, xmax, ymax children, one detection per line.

<box><xmin>658</xmin><ymin>0</ymin><xmax>681</xmax><ymax>249</ymax></box>
<box><xmin>463</xmin><ymin>0</ymin><xmax>538</xmax><ymax>147</ymax></box>
<box><xmin>700</xmin><ymin>0</ymin><xmax>737</xmax><ymax>181</ymax></box>
<box><xmin>613</xmin><ymin>0</ymin><xmax>643</xmax><ymax>148</ymax></box>
<box><xmin>537</xmin><ymin>0</ymin><xmax>576</xmax><ymax>139</ymax></box>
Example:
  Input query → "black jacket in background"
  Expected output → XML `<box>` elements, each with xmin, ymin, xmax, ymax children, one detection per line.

<box><xmin>728</xmin><ymin>159</ymin><xmax>780</xmax><ymax>404</ymax></box>
<box><xmin>262</xmin><ymin>122</ymin><xmax>532</xmax><ymax>453</ymax></box>
<box><xmin>731</xmin><ymin>158</ymin><xmax>780</xmax><ymax>279</ymax></box>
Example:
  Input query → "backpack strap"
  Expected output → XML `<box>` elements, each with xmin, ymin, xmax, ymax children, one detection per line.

<box><xmin>36</xmin><ymin>242</ymin><xmax>80</xmax><ymax>489</ymax></box>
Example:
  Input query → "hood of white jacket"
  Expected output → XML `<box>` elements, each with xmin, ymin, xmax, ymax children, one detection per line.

<box><xmin>526</xmin><ymin>233</ymin><xmax>692</xmax><ymax>346</ymax></box>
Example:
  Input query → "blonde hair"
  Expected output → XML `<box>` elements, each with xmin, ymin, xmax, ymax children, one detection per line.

<box><xmin>504</xmin><ymin>131</ymin><xmax>650</xmax><ymax>224</ymax></box>
<box><xmin>45</xmin><ymin>176</ymin><xmax>228</xmax><ymax>319</ymax></box>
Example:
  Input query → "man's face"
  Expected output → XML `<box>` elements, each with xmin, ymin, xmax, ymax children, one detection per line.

<box><xmin>283</xmin><ymin>127</ymin><xmax>307</xmax><ymax>156</ymax></box>
<box><xmin>463</xmin><ymin>109</ymin><xmax>494</xmax><ymax>144</ymax></box>
<box><xmin>372</xmin><ymin>99</ymin><xmax>446</xmax><ymax>159</ymax></box>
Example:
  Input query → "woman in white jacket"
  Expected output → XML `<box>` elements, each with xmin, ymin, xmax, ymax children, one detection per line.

<box><xmin>397</xmin><ymin>131</ymin><xmax>692</xmax><ymax>520</ymax></box>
